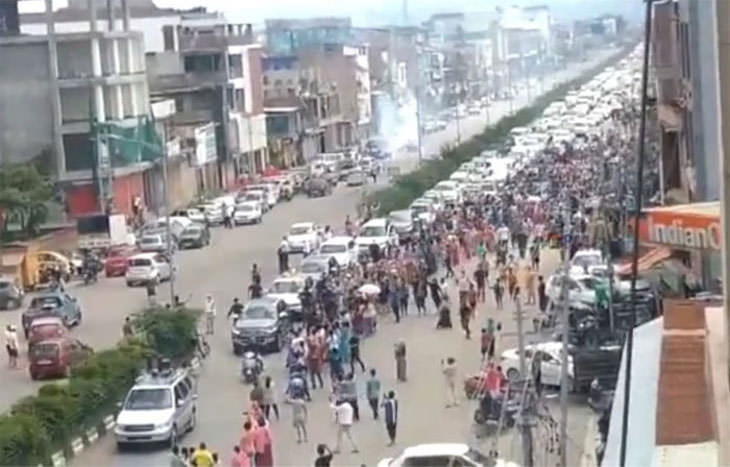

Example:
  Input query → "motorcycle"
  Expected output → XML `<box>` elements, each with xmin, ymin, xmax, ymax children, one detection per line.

<box><xmin>82</xmin><ymin>265</ymin><xmax>98</xmax><ymax>285</ymax></box>
<box><xmin>240</xmin><ymin>351</ymin><xmax>264</xmax><ymax>384</ymax></box>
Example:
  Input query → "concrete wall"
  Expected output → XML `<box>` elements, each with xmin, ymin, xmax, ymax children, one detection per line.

<box><xmin>21</xmin><ymin>15</ymin><xmax>182</xmax><ymax>53</ymax></box>
<box><xmin>0</xmin><ymin>41</ymin><xmax>54</xmax><ymax>164</ymax></box>
<box><xmin>685</xmin><ymin>0</ymin><xmax>720</xmax><ymax>201</ymax></box>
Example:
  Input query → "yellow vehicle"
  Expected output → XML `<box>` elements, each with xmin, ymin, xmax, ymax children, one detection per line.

<box><xmin>0</xmin><ymin>244</ymin><xmax>72</xmax><ymax>291</ymax></box>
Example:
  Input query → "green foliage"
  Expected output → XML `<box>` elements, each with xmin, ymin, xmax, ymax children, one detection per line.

<box><xmin>0</xmin><ymin>311</ymin><xmax>190</xmax><ymax>464</ymax></box>
<box><xmin>0</xmin><ymin>163</ymin><xmax>53</xmax><ymax>237</ymax></box>
<box><xmin>372</xmin><ymin>46</ymin><xmax>635</xmax><ymax>216</ymax></box>
<box><xmin>132</xmin><ymin>307</ymin><xmax>201</xmax><ymax>363</ymax></box>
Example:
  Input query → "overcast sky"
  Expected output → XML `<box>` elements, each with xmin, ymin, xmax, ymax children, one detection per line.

<box><xmin>20</xmin><ymin>0</ymin><xmax>643</xmax><ymax>25</ymax></box>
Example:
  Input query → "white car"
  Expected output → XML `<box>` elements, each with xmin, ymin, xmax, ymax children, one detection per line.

<box><xmin>355</xmin><ymin>218</ymin><xmax>397</xmax><ymax>252</ymax></box>
<box><xmin>318</xmin><ymin>236</ymin><xmax>357</xmax><ymax>267</ymax></box>
<box><xmin>286</xmin><ymin>222</ymin><xmax>320</xmax><ymax>255</ymax></box>
<box><xmin>546</xmin><ymin>273</ymin><xmax>604</xmax><ymax>304</ymax></box>
<box><xmin>239</xmin><ymin>190</ymin><xmax>269</xmax><ymax>212</ymax></box>
<box><xmin>378</xmin><ymin>443</ymin><xmax>492</xmax><ymax>467</ymax></box>
<box><xmin>244</xmin><ymin>184</ymin><xmax>277</xmax><ymax>209</ymax></box>
<box><xmin>266</xmin><ymin>274</ymin><xmax>306</xmax><ymax>313</ymax></box>
<box><xmin>114</xmin><ymin>368</ymin><xmax>197</xmax><ymax>448</ymax></box>
<box><xmin>198</xmin><ymin>203</ymin><xmax>224</xmax><ymax>225</ymax></box>
<box><xmin>500</xmin><ymin>341</ymin><xmax>573</xmax><ymax>387</ymax></box>
<box><xmin>569</xmin><ymin>249</ymin><xmax>604</xmax><ymax>276</ymax></box>
<box><xmin>432</xmin><ymin>181</ymin><xmax>461</xmax><ymax>205</ymax></box>
<box><xmin>125</xmin><ymin>252</ymin><xmax>173</xmax><ymax>286</ymax></box>
<box><xmin>233</xmin><ymin>201</ymin><xmax>262</xmax><ymax>225</ymax></box>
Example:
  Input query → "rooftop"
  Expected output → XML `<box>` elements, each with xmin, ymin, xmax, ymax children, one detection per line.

<box><xmin>21</xmin><ymin>5</ymin><xmax>179</xmax><ymax>22</ymax></box>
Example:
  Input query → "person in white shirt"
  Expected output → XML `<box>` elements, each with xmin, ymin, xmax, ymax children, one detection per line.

<box><xmin>5</xmin><ymin>325</ymin><xmax>19</xmax><ymax>369</ymax></box>
<box><xmin>331</xmin><ymin>399</ymin><xmax>358</xmax><ymax>453</ymax></box>
<box><xmin>204</xmin><ymin>294</ymin><xmax>216</xmax><ymax>335</ymax></box>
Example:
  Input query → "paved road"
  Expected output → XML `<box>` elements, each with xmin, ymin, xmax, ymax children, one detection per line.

<box><xmin>0</xmin><ymin>47</ymin><xmax>616</xmax><ymax>466</ymax></box>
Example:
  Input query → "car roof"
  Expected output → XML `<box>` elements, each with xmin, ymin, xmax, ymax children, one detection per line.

<box><xmin>34</xmin><ymin>291</ymin><xmax>64</xmax><ymax>299</ymax></box>
<box><xmin>30</xmin><ymin>316</ymin><xmax>64</xmax><ymax>326</ymax></box>
<box><xmin>245</xmin><ymin>296</ymin><xmax>280</xmax><ymax>307</ymax></box>
<box><xmin>322</xmin><ymin>236</ymin><xmax>354</xmax><ymax>245</ymax></box>
<box><xmin>291</xmin><ymin>222</ymin><xmax>314</xmax><ymax>228</ymax></box>
<box><xmin>362</xmin><ymin>218</ymin><xmax>387</xmax><ymax>227</ymax></box>
<box><xmin>273</xmin><ymin>274</ymin><xmax>306</xmax><ymax>282</ymax></box>
<box><xmin>303</xmin><ymin>254</ymin><xmax>330</xmax><ymax>262</ymax></box>
<box><xmin>129</xmin><ymin>252</ymin><xmax>161</xmax><ymax>260</ymax></box>
<box><xmin>401</xmin><ymin>443</ymin><xmax>470</xmax><ymax>457</ymax></box>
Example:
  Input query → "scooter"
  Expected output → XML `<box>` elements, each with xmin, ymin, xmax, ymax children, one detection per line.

<box><xmin>240</xmin><ymin>351</ymin><xmax>264</xmax><ymax>384</ymax></box>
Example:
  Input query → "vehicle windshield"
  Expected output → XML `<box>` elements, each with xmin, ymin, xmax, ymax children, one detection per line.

<box><xmin>129</xmin><ymin>258</ymin><xmax>152</xmax><ymax>267</ymax></box>
<box><xmin>320</xmin><ymin>244</ymin><xmax>347</xmax><ymax>253</ymax></box>
<box><xmin>141</xmin><ymin>237</ymin><xmax>160</xmax><ymax>244</ymax></box>
<box><xmin>123</xmin><ymin>388</ymin><xmax>173</xmax><ymax>410</ymax></box>
<box><xmin>289</xmin><ymin>226</ymin><xmax>311</xmax><ymax>235</ymax></box>
<box><xmin>182</xmin><ymin>227</ymin><xmax>201</xmax><ymax>236</ymax></box>
<box><xmin>270</xmin><ymin>281</ymin><xmax>302</xmax><ymax>294</ymax></box>
<box><xmin>243</xmin><ymin>305</ymin><xmax>275</xmax><ymax>320</ymax></box>
<box><xmin>245</xmin><ymin>194</ymin><xmax>261</xmax><ymax>201</ymax></box>
<box><xmin>30</xmin><ymin>323</ymin><xmax>62</xmax><ymax>335</ymax></box>
<box><xmin>0</xmin><ymin>281</ymin><xmax>11</xmax><ymax>289</ymax></box>
<box><xmin>29</xmin><ymin>342</ymin><xmax>59</xmax><ymax>359</ymax></box>
<box><xmin>30</xmin><ymin>296</ymin><xmax>61</xmax><ymax>309</ymax></box>
<box><xmin>360</xmin><ymin>226</ymin><xmax>386</xmax><ymax>237</ymax></box>
<box><xmin>573</xmin><ymin>254</ymin><xmax>602</xmax><ymax>270</ymax></box>
<box><xmin>389</xmin><ymin>212</ymin><xmax>410</xmax><ymax>223</ymax></box>
<box><xmin>237</xmin><ymin>204</ymin><xmax>254</xmax><ymax>211</ymax></box>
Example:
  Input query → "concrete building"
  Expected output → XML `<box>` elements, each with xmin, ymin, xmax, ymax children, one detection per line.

<box><xmin>0</xmin><ymin>0</ymin><xmax>160</xmax><ymax>217</ymax></box>
<box><xmin>296</xmin><ymin>43</ymin><xmax>370</xmax><ymax>148</ymax></box>
<box><xmin>265</xmin><ymin>17</ymin><xmax>352</xmax><ymax>56</ymax></box>
<box><xmin>148</xmin><ymin>22</ymin><xmax>268</xmax><ymax>191</ymax></box>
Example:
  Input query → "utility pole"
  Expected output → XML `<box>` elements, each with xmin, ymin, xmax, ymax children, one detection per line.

<box><xmin>514</xmin><ymin>296</ymin><xmax>535</xmax><ymax>467</ymax></box>
<box><xmin>558</xmin><ymin>232</ymin><xmax>572</xmax><ymax>467</ymax></box>
<box><xmin>160</xmin><ymin>119</ymin><xmax>175</xmax><ymax>305</ymax></box>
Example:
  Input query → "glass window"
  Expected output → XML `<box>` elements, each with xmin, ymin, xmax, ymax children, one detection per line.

<box><xmin>174</xmin><ymin>381</ymin><xmax>189</xmax><ymax>402</ymax></box>
<box><xmin>243</xmin><ymin>305</ymin><xmax>275</xmax><ymax>320</ymax></box>
<box><xmin>124</xmin><ymin>388</ymin><xmax>173</xmax><ymax>410</ymax></box>
<box><xmin>402</xmin><ymin>456</ymin><xmax>452</xmax><ymax>466</ymax></box>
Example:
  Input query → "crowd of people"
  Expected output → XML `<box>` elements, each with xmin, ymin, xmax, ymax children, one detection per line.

<box><xmin>170</xmin><ymin>89</ymin><xmax>644</xmax><ymax>466</ymax></box>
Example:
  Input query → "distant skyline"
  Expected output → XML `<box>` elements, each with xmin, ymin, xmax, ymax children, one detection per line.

<box><xmin>20</xmin><ymin>0</ymin><xmax>643</xmax><ymax>25</ymax></box>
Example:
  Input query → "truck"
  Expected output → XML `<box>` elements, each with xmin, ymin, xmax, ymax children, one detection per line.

<box><xmin>76</xmin><ymin>214</ymin><xmax>134</xmax><ymax>251</ymax></box>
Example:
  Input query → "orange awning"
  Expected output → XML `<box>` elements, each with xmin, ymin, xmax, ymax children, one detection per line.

<box><xmin>616</xmin><ymin>247</ymin><xmax>673</xmax><ymax>276</ymax></box>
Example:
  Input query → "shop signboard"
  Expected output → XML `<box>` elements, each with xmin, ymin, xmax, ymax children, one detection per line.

<box><xmin>634</xmin><ymin>203</ymin><xmax>721</xmax><ymax>251</ymax></box>
<box><xmin>193</xmin><ymin>123</ymin><xmax>217</xmax><ymax>166</ymax></box>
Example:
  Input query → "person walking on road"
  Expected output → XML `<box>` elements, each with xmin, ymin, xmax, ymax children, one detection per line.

<box><xmin>288</xmin><ymin>393</ymin><xmax>308</xmax><ymax>443</ymax></box>
<box><xmin>348</xmin><ymin>333</ymin><xmax>366</xmax><ymax>374</ymax></box>
<box><xmin>394</xmin><ymin>340</ymin><xmax>407</xmax><ymax>382</ymax></box>
<box><xmin>382</xmin><ymin>390</ymin><xmax>398</xmax><ymax>446</ymax></box>
<box><xmin>5</xmin><ymin>325</ymin><xmax>19</xmax><ymax>369</ymax></box>
<box><xmin>331</xmin><ymin>398</ymin><xmax>359</xmax><ymax>453</ymax></box>
<box><xmin>366</xmin><ymin>368</ymin><xmax>382</xmax><ymax>420</ymax></box>
<box><xmin>278</xmin><ymin>236</ymin><xmax>290</xmax><ymax>274</ymax></box>
<box><xmin>442</xmin><ymin>357</ymin><xmax>459</xmax><ymax>407</ymax></box>
<box><xmin>337</xmin><ymin>373</ymin><xmax>360</xmax><ymax>422</ymax></box>
<box><xmin>204</xmin><ymin>294</ymin><xmax>216</xmax><ymax>335</ymax></box>
<box><xmin>262</xmin><ymin>376</ymin><xmax>280</xmax><ymax>420</ymax></box>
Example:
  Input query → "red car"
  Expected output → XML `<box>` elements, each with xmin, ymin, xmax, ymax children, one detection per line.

<box><xmin>104</xmin><ymin>246</ymin><xmax>137</xmax><ymax>277</ymax></box>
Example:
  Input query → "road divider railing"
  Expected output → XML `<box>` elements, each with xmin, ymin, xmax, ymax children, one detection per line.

<box><xmin>370</xmin><ymin>42</ymin><xmax>638</xmax><ymax>217</ymax></box>
<box><xmin>0</xmin><ymin>307</ymin><xmax>200</xmax><ymax>466</ymax></box>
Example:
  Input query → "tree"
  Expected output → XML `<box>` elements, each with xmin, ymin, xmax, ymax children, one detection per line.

<box><xmin>0</xmin><ymin>164</ymin><xmax>53</xmax><ymax>237</ymax></box>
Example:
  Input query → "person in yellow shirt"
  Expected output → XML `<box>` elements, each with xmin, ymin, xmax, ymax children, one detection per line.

<box><xmin>190</xmin><ymin>442</ymin><xmax>215</xmax><ymax>467</ymax></box>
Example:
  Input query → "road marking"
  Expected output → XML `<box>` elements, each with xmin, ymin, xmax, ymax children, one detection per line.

<box><xmin>102</xmin><ymin>414</ymin><xmax>115</xmax><ymax>431</ymax></box>
<box><xmin>51</xmin><ymin>451</ymin><xmax>65</xmax><ymax>467</ymax></box>
<box><xmin>85</xmin><ymin>427</ymin><xmax>99</xmax><ymax>444</ymax></box>
<box><xmin>70</xmin><ymin>437</ymin><xmax>84</xmax><ymax>455</ymax></box>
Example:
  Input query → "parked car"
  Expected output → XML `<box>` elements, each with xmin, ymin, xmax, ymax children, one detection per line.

<box><xmin>114</xmin><ymin>368</ymin><xmax>197</xmax><ymax>449</ymax></box>
<box><xmin>28</xmin><ymin>337</ymin><xmax>92</xmax><ymax>380</ymax></box>
<box><xmin>355</xmin><ymin>218</ymin><xmax>397</xmax><ymax>252</ymax></box>
<box><xmin>346</xmin><ymin>168</ymin><xmax>366</xmax><ymax>186</ymax></box>
<box><xmin>500</xmin><ymin>341</ymin><xmax>573</xmax><ymax>387</ymax></box>
<box><xmin>170</xmin><ymin>208</ymin><xmax>206</xmax><ymax>225</ymax></box>
<box><xmin>286</xmin><ymin>222</ymin><xmax>320</xmax><ymax>255</ymax></box>
<box><xmin>104</xmin><ymin>246</ymin><xmax>137</xmax><ymax>277</ymax></box>
<box><xmin>265</xmin><ymin>274</ymin><xmax>306</xmax><ymax>315</ymax></box>
<box><xmin>387</xmin><ymin>209</ymin><xmax>414</xmax><ymax>243</ymax></box>
<box><xmin>239</xmin><ymin>190</ymin><xmax>269</xmax><ymax>213</ymax></box>
<box><xmin>198</xmin><ymin>203</ymin><xmax>224</xmax><ymax>225</ymax></box>
<box><xmin>0</xmin><ymin>277</ymin><xmax>24</xmax><ymax>310</ymax></box>
<box><xmin>125</xmin><ymin>252</ymin><xmax>173</xmax><ymax>286</ymax></box>
<box><xmin>178</xmin><ymin>224</ymin><xmax>211</xmax><ymax>249</ymax></box>
<box><xmin>231</xmin><ymin>297</ymin><xmax>289</xmax><ymax>354</ymax></box>
<box><xmin>138</xmin><ymin>233</ymin><xmax>176</xmax><ymax>253</ymax></box>
<box><xmin>21</xmin><ymin>292</ymin><xmax>82</xmax><ymax>337</ymax></box>
<box><xmin>233</xmin><ymin>201</ymin><xmax>263</xmax><ymax>225</ymax></box>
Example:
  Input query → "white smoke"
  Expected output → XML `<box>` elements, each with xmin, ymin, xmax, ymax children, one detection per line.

<box><xmin>375</xmin><ymin>91</ymin><xmax>418</xmax><ymax>158</ymax></box>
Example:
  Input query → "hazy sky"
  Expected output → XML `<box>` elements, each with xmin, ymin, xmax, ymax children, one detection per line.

<box><xmin>20</xmin><ymin>0</ymin><xmax>643</xmax><ymax>25</ymax></box>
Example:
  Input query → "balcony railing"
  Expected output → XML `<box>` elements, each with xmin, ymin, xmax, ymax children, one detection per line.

<box><xmin>179</xmin><ymin>34</ymin><xmax>252</xmax><ymax>51</ymax></box>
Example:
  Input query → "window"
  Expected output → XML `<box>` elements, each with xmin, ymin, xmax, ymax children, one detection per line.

<box><xmin>266</xmin><ymin>115</ymin><xmax>290</xmax><ymax>134</ymax></box>
<box><xmin>263</xmin><ymin>75</ymin><xmax>269</xmax><ymax>85</ymax></box>
<box><xmin>235</xmin><ymin>89</ymin><xmax>245</xmax><ymax>112</ymax></box>
<box><xmin>402</xmin><ymin>456</ymin><xmax>452</xmax><ymax>466</ymax></box>
<box><xmin>174</xmin><ymin>381</ymin><xmax>189</xmax><ymax>403</ymax></box>
<box><xmin>174</xmin><ymin>96</ymin><xmax>184</xmax><ymax>112</ymax></box>
<box><xmin>183</xmin><ymin>54</ymin><xmax>221</xmax><ymax>73</ymax></box>
<box><xmin>162</xmin><ymin>25</ymin><xmax>175</xmax><ymax>51</ymax></box>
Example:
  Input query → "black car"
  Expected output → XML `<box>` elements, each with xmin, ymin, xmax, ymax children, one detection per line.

<box><xmin>306</xmin><ymin>177</ymin><xmax>333</xmax><ymax>197</ymax></box>
<box><xmin>178</xmin><ymin>224</ymin><xmax>211</xmax><ymax>249</ymax></box>
<box><xmin>231</xmin><ymin>297</ymin><xmax>290</xmax><ymax>354</ymax></box>
<box><xmin>0</xmin><ymin>278</ymin><xmax>23</xmax><ymax>310</ymax></box>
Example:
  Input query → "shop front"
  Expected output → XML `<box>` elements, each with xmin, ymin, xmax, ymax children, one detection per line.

<box><xmin>627</xmin><ymin>202</ymin><xmax>721</xmax><ymax>295</ymax></box>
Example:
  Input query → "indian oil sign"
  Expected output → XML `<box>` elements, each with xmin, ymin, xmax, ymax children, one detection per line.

<box><xmin>635</xmin><ymin>205</ymin><xmax>722</xmax><ymax>251</ymax></box>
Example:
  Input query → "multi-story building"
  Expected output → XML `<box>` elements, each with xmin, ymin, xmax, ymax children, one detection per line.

<box><xmin>0</xmin><ymin>0</ymin><xmax>162</xmax><ymax>217</ymax></box>
<box><xmin>148</xmin><ymin>23</ymin><xmax>268</xmax><ymax>192</ymax></box>
<box><xmin>265</xmin><ymin>17</ymin><xmax>352</xmax><ymax>56</ymax></box>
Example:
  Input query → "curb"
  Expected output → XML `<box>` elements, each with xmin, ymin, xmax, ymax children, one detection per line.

<box><xmin>45</xmin><ymin>413</ymin><xmax>116</xmax><ymax>467</ymax></box>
